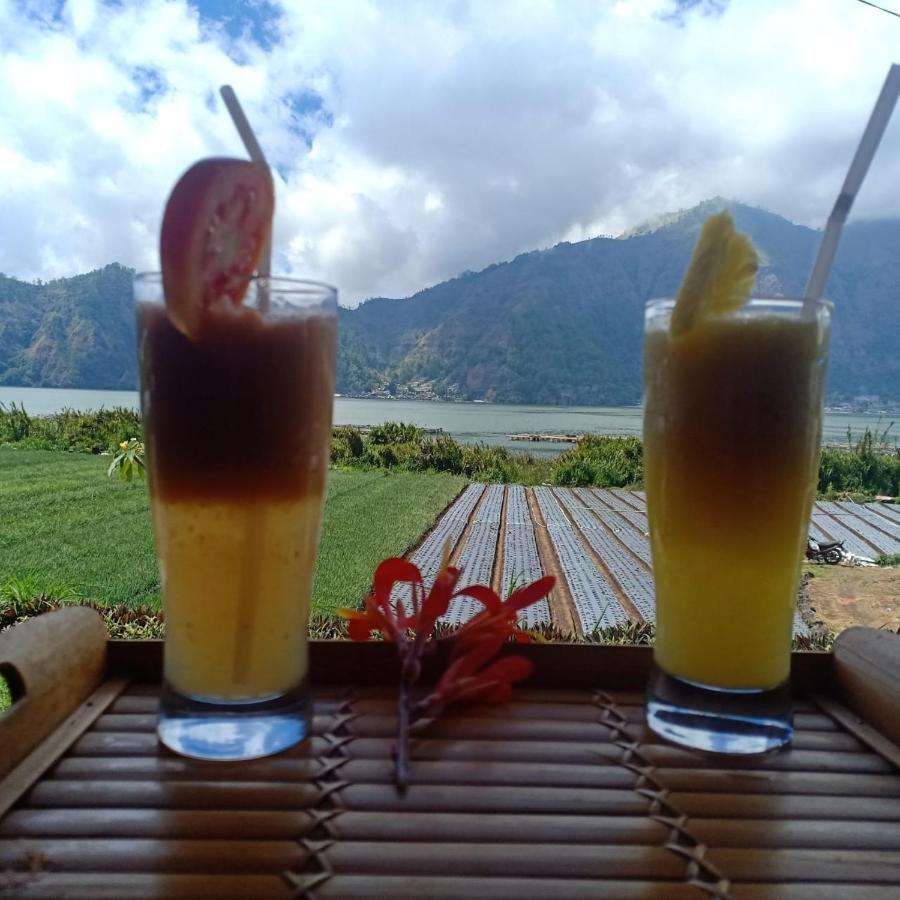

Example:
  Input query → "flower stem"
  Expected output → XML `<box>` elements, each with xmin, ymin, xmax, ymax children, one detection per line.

<box><xmin>395</xmin><ymin>678</ymin><xmax>410</xmax><ymax>792</ymax></box>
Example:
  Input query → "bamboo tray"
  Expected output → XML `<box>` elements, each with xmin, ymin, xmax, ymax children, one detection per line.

<box><xmin>1</xmin><ymin>608</ymin><xmax>899</xmax><ymax>898</ymax></box>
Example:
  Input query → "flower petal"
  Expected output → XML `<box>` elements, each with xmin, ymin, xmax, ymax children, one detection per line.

<box><xmin>373</xmin><ymin>557</ymin><xmax>424</xmax><ymax>609</ymax></box>
<box><xmin>505</xmin><ymin>576</ymin><xmax>555</xmax><ymax>612</ymax></box>
<box><xmin>444</xmin><ymin>629</ymin><xmax>507</xmax><ymax>681</ymax></box>
<box><xmin>474</xmin><ymin>654</ymin><xmax>534</xmax><ymax>685</ymax></box>
<box><xmin>453</xmin><ymin>583</ymin><xmax>502</xmax><ymax>613</ymax></box>
<box><xmin>347</xmin><ymin>617</ymin><xmax>377</xmax><ymax>641</ymax></box>
<box><xmin>417</xmin><ymin>565</ymin><xmax>461</xmax><ymax>634</ymax></box>
<box><xmin>336</xmin><ymin>608</ymin><xmax>370</xmax><ymax>620</ymax></box>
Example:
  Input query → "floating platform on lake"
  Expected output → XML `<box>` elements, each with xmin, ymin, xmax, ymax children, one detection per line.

<box><xmin>508</xmin><ymin>432</ymin><xmax>579</xmax><ymax>443</ymax></box>
<box><xmin>335</xmin><ymin>424</ymin><xmax>445</xmax><ymax>436</ymax></box>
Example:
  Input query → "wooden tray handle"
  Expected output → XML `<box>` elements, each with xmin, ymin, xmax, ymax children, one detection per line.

<box><xmin>0</xmin><ymin>607</ymin><xmax>107</xmax><ymax>778</ymax></box>
<box><xmin>834</xmin><ymin>626</ymin><xmax>900</xmax><ymax>748</ymax></box>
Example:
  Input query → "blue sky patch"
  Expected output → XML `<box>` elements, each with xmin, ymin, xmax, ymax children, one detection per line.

<box><xmin>284</xmin><ymin>90</ymin><xmax>333</xmax><ymax>146</ymax></box>
<box><xmin>133</xmin><ymin>66</ymin><xmax>166</xmax><ymax>105</ymax></box>
<box><xmin>190</xmin><ymin>0</ymin><xmax>282</xmax><ymax>51</ymax></box>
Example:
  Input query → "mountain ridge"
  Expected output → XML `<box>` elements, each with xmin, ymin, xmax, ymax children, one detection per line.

<box><xmin>1</xmin><ymin>200</ymin><xmax>897</xmax><ymax>405</ymax></box>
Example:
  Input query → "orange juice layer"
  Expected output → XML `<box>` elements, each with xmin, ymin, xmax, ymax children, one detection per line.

<box><xmin>644</xmin><ymin>314</ymin><xmax>824</xmax><ymax>690</ymax></box>
<box><xmin>153</xmin><ymin>497</ymin><xmax>324</xmax><ymax>700</ymax></box>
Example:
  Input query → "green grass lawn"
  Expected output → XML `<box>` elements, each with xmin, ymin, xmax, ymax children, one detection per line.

<box><xmin>0</xmin><ymin>449</ymin><xmax>465</xmax><ymax>615</ymax></box>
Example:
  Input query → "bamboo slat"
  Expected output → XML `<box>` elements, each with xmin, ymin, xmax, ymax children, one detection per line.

<box><xmin>690</xmin><ymin>819</ymin><xmax>900</xmax><ymax>851</ymax></box>
<box><xmin>0</xmin><ymin>838</ymin><xmax>308</xmax><ymax>872</ymax></box>
<box><xmin>734</xmin><ymin>888</ymin><xmax>893</xmax><ymax>899</ymax></box>
<box><xmin>339</xmin><ymin>736</ymin><xmax>895</xmax><ymax>773</ymax></box>
<box><xmin>23</xmin><ymin>780</ymin><xmax>326</xmax><ymax>810</ymax></box>
<box><xmin>306</xmin><ymin>876</ymin><xmax>703</xmax><ymax>899</ymax></box>
<box><xmin>319</xmin><ymin>841</ymin><xmax>684</xmax><ymax>878</ymax></box>
<box><xmin>323</xmin><ymin>811</ymin><xmax>668</xmax><ymax>845</ymax></box>
<box><xmin>0</xmin><ymin>809</ymin><xmax>316</xmax><ymax>840</ymax></box>
<box><xmin>0</xmin><ymin>609</ymin><xmax>108</xmax><ymax>778</ymax></box>
<box><xmin>834</xmin><ymin>628</ymin><xmax>900</xmax><ymax>749</ymax></box>
<box><xmin>0</xmin><ymin>873</ymin><xmax>292</xmax><ymax>899</ymax></box>
<box><xmin>707</xmin><ymin>848</ymin><xmax>900</xmax><ymax>883</ymax></box>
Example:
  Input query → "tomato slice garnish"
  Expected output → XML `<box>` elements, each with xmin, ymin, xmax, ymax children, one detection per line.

<box><xmin>160</xmin><ymin>158</ymin><xmax>274</xmax><ymax>338</ymax></box>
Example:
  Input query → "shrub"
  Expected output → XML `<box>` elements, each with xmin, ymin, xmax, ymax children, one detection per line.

<box><xmin>818</xmin><ymin>426</ymin><xmax>899</xmax><ymax>498</ymax></box>
<box><xmin>331</xmin><ymin>426</ymin><xmax>365</xmax><ymax>463</ymax></box>
<box><xmin>552</xmin><ymin>435</ymin><xmax>643</xmax><ymax>487</ymax></box>
<box><xmin>0</xmin><ymin>405</ymin><xmax>143</xmax><ymax>453</ymax></box>
<box><xmin>416</xmin><ymin>435</ymin><xmax>465</xmax><ymax>474</ymax></box>
<box><xmin>0</xmin><ymin>402</ymin><xmax>31</xmax><ymax>442</ymax></box>
<box><xmin>367</xmin><ymin>422</ymin><xmax>424</xmax><ymax>445</ymax></box>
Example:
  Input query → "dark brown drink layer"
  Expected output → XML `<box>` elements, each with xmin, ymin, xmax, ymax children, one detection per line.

<box><xmin>138</xmin><ymin>302</ymin><xmax>336</xmax><ymax>502</ymax></box>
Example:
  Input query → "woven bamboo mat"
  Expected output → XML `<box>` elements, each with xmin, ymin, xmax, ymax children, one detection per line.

<box><xmin>2</xmin><ymin>677</ymin><xmax>900</xmax><ymax>899</ymax></box>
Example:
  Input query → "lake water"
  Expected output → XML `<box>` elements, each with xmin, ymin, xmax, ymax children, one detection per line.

<box><xmin>0</xmin><ymin>386</ymin><xmax>893</xmax><ymax>454</ymax></box>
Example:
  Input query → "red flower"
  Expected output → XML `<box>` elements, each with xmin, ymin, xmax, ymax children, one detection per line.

<box><xmin>339</xmin><ymin>555</ymin><xmax>555</xmax><ymax>788</ymax></box>
<box><xmin>340</xmin><ymin>557</ymin><xmax>457</xmax><ymax>640</ymax></box>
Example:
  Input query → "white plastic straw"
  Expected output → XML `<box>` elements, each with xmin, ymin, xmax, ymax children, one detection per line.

<box><xmin>219</xmin><ymin>84</ymin><xmax>272</xmax><ymax>307</ymax></box>
<box><xmin>804</xmin><ymin>64</ymin><xmax>900</xmax><ymax>301</ymax></box>
<box><xmin>217</xmin><ymin>84</ymin><xmax>273</xmax><ymax>685</ymax></box>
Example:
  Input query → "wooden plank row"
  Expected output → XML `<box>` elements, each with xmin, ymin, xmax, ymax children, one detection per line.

<box><xmin>709</xmin><ymin>847</ymin><xmax>900</xmax><ymax>884</ymax></box>
<box><xmin>323</xmin><ymin>811</ymin><xmax>900</xmax><ymax>850</ymax></box>
<box><xmin>0</xmin><ymin>872</ymin><xmax>291</xmax><ymax>899</ymax></box>
<box><xmin>2</xmin><ymin>873</ymin><xmax>697</xmax><ymax>900</ymax></box>
<box><xmin>114</xmin><ymin>686</ymin><xmax>743</xmax><ymax>708</ymax></box>
<box><xmin>311</xmin><ymin>841</ymin><xmax>684</xmax><ymax>879</ymax></box>
<box><xmin>0</xmin><ymin>838</ymin><xmax>307</xmax><ymax>873</ymax></box>
<box><xmin>24</xmin><ymin>781</ymin><xmax>327</xmax><ymax>811</ymax></box>
<box><xmin>0</xmin><ymin>840</ymin><xmax>685</xmax><ymax>880</ymax></box>
<box><xmin>692</xmin><ymin>819</ymin><xmax>900</xmax><ymax>851</ymax></box>
<box><xmin>90</xmin><ymin>705</ymin><xmax>845</xmax><ymax>734</ymax></box>
<box><xmin>4</xmin><ymin>873</ymin><xmax>890</xmax><ymax>900</ymax></box>
<box><xmin>332</xmin><ymin>784</ymin><xmax>900</xmax><ymax>821</ymax></box>
<box><xmin>51</xmin><ymin>757</ymin><xmax>334</xmax><ymax>783</ymax></box>
<box><xmin>68</xmin><ymin>733</ymin><xmax>896</xmax><ymax>774</ymax></box>
<box><xmin>92</xmin><ymin>713</ymin><xmax>335</xmax><ymax>734</ymax></box>
<box><xmin>309</xmin><ymin>877</ymin><xmax>889</xmax><ymax>900</ymax></box>
<box><xmin>109</xmin><ymin>695</ymin><xmax>352</xmax><ymax>715</ymax></box>
<box><xmin>735</xmin><ymin>887</ymin><xmax>891</xmax><ymax>900</ymax></box>
<box><xmin>47</xmin><ymin>757</ymin><xmax>900</xmax><ymax>798</ymax></box>
<box><xmin>5</xmin><ymin>808</ymin><xmax>899</xmax><ymax>852</ymax></box>
<box><xmin>330</xmin><ymin>814</ymin><xmax>900</xmax><ymax>853</ymax></box>
<box><xmin>366</xmin><ymin>720</ymin><xmax>859</xmax><ymax>753</ymax></box>
<box><xmin>77</xmin><ymin>717</ymin><xmax>870</xmax><ymax>757</ymax></box>
<box><xmin>0</xmin><ymin>808</ymin><xmax>315</xmax><ymax>840</ymax></box>
<box><xmin>340</xmin><ymin>737</ymin><xmax>896</xmax><ymax>774</ymax></box>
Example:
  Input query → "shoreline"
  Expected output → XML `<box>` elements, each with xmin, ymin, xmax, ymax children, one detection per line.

<box><xmin>2</xmin><ymin>387</ymin><xmax>897</xmax><ymax>452</ymax></box>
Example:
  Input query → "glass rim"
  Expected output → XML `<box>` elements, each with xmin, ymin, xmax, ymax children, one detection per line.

<box><xmin>134</xmin><ymin>271</ymin><xmax>337</xmax><ymax>300</ymax></box>
<box><xmin>646</xmin><ymin>296</ymin><xmax>833</xmax><ymax>313</ymax></box>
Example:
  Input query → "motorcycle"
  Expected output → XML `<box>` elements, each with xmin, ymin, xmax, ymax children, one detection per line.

<box><xmin>806</xmin><ymin>537</ymin><xmax>845</xmax><ymax>565</ymax></box>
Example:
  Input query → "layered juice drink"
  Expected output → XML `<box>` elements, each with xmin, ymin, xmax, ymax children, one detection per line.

<box><xmin>138</xmin><ymin>286</ymin><xmax>336</xmax><ymax>701</ymax></box>
<box><xmin>644</xmin><ymin>299</ymin><xmax>829</xmax><ymax>690</ymax></box>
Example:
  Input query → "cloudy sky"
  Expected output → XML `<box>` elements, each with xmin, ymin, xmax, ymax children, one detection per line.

<box><xmin>2</xmin><ymin>0</ymin><xmax>899</xmax><ymax>304</ymax></box>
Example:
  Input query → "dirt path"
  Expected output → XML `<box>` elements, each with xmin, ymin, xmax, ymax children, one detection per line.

<box><xmin>526</xmin><ymin>487</ymin><xmax>579</xmax><ymax>637</ymax></box>
<box><xmin>805</xmin><ymin>564</ymin><xmax>900</xmax><ymax>633</ymax></box>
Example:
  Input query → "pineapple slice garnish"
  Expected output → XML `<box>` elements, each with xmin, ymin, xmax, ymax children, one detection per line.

<box><xmin>671</xmin><ymin>210</ymin><xmax>758</xmax><ymax>337</ymax></box>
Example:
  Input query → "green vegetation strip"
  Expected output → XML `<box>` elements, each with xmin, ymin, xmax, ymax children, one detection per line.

<box><xmin>0</xmin><ymin>449</ymin><xmax>464</xmax><ymax>614</ymax></box>
<box><xmin>5</xmin><ymin>405</ymin><xmax>898</xmax><ymax>496</ymax></box>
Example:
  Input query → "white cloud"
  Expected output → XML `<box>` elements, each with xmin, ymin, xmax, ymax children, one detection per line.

<box><xmin>1</xmin><ymin>0</ymin><xmax>899</xmax><ymax>304</ymax></box>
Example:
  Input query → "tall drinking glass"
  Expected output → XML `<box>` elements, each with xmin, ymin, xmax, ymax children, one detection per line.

<box><xmin>643</xmin><ymin>297</ymin><xmax>830</xmax><ymax>754</ymax></box>
<box><xmin>135</xmin><ymin>274</ymin><xmax>337</xmax><ymax>760</ymax></box>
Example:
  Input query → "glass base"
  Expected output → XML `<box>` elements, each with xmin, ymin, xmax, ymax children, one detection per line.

<box><xmin>646</xmin><ymin>667</ymin><xmax>793</xmax><ymax>755</ymax></box>
<box><xmin>158</xmin><ymin>679</ymin><xmax>311</xmax><ymax>761</ymax></box>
